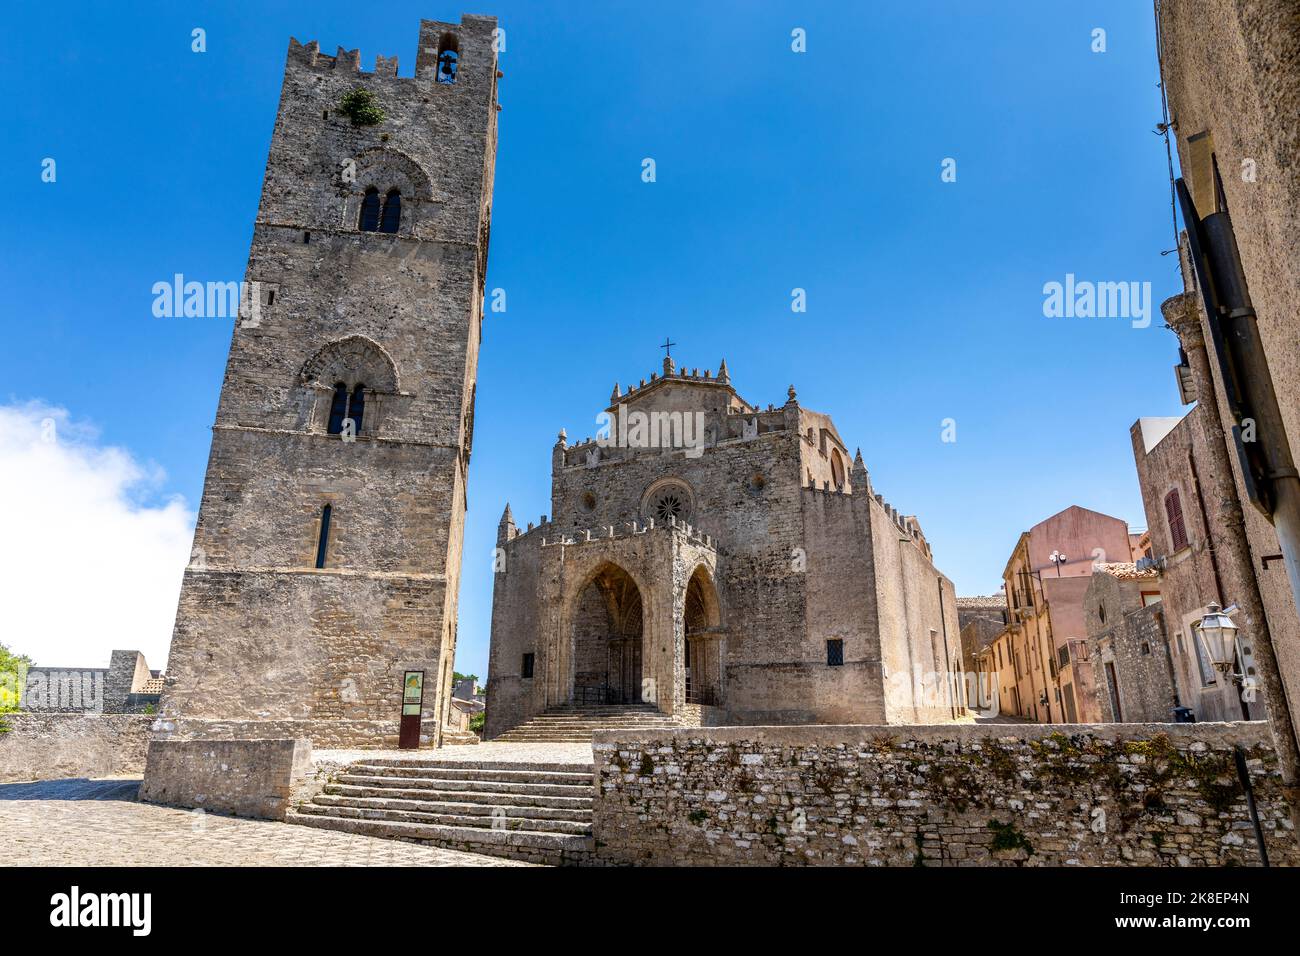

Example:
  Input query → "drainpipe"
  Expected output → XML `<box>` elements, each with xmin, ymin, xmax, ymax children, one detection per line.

<box><xmin>1186</xmin><ymin>183</ymin><xmax>1300</xmax><ymax>611</ymax></box>
<box><xmin>937</xmin><ymin>581</ymin><xmax>955</xmax><ymax>717</ymax></box>
<box><xmin>1154</xmin><ymin>607</ymin><xmax>1181</xmax><ymax>712</ymax></box>
<box><xmin>1164</xmin><ymin>291</ymin><xmax>1300</xmax><ymax>835</ymax></box>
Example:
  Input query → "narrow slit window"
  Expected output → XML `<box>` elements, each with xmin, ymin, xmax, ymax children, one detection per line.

<box><xmin>521</xmin><ymin>653</ymin><xmax>535</xmax><ymax>679</ymax></box>
<box><xmin>315</xmin><ymin>504</ymin><xmax>333</xmax><ymax>569</ymax></box>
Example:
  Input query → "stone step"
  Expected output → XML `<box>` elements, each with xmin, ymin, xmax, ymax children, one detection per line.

<box><xmin>326</xmin><ymin>782</ymin><xmax>593</xmax><ymax>808</ymax></box>
<box><xmin>542</xmin><ymin>704</ymin><xmax>661</xmax><ymax>711</ymax></box>
<box><xmin>497</xmin><ymin>726</ymin><xmax>680</xmax><ymax>733</ymax></box>
<box><xmin>295</xmin><ymin>801</ymin><xmax>592</xmax><ymax>835</ymax></box>
<box><xmin>361</xmin><ymin>758</ymin><xmax>591</xmax><ymax>774</ymax></box>
<box><xmin>494</xmin><ymin>722</ymin><xmax>681</xmax><ymax>732</ymax></box>
<box><xmin>518</xmin><ymin>712</ymin><xmax>678</xmax><ymax>719</ymax></box>
<box><xmin>346</xmin><ymin>764</ymin><xmax>591</xmax><ymax>786</ymax></box>
<box><xmin>308</xmin><ymin>792</ymin><xmax>592</xmax><ymax>822</ymax></box>
<box><xmin>331</xmin><ymin>774</ymin><xmax>593</xmax><ymax>799</ymax></box>
<box><xmin>286</xmin><ymin>811</ymin><xmax>596</xmax><ymax>865</ymax></box>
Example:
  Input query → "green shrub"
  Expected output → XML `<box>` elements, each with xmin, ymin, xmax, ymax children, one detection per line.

<box><xmin>337</xmin><ymin>88</ymin><xmax>384</xmax><ymax>126</ymax></box>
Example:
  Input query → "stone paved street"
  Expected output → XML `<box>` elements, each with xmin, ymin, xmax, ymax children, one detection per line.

<box><xmin>0</xmin><ymin>778</ymin><xmax>532</xmax><ymax>866</ymax></box>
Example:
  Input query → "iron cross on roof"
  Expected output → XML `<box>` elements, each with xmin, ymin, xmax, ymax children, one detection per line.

<box><xmin>660</xmin><ymin>337</ymin><xmax>677</xmax><ymax>357</ymax></box>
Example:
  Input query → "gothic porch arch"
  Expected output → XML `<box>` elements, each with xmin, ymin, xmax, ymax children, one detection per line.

<box><xmin>567</xmin><ymin>561</ymin><xmax>648</xmax><ymax>706</ymax></box>
<box><xmin>684</xmin><ymin>563</ymin><xmax>724</xmax><ymax>706</ymax></box>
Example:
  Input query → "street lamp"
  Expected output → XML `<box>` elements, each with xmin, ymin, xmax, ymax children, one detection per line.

<box><xmin>1195</xmin><ymin>603</ymin><xmax>1253</xmax><ymax>721</ymax></box>
<box><xmin>1195</xmin><ymin>603</ymin><xmax>1240</xmax><ymax>674</ymax></box>
<box><xmin>1049</xmin><ymin>550</ymin><xmax>1067</xmax><ymax>576</ymax></box>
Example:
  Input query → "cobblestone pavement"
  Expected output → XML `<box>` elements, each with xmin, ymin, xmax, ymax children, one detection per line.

<box><xmin>0</xmin><ymin>778</ymin><xmax>531</xmax><ymax>867</ymax></box>
<box><xmin>316</xmin><ymin>741</ymin><xmax>595</xmax><ymax>766</ymax></box>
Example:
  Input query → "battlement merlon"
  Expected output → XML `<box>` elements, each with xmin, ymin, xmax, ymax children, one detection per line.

<box><xmin>284</xmin><ymin>15</ymin><xmax>499</xmax><ymax>83</ymax></box>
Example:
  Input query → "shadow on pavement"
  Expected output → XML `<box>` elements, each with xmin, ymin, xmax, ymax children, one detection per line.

<box><xmin>0</xmin><ymin>778</ymin><xmax>141</xmax><ymax>802</ymax></box>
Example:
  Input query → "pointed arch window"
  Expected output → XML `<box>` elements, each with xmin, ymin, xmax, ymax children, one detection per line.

<box><xmin>326</xmin><ymin>382</ymin><xmax>367</xmax><ymax>437</ymax></box>
<box><xmin>379</xmin><ymin>189</ymin><xmax>401</xmax><ymax>233</ymax></box>
<box><xmin>349</xmin><ymin>384</ymin><xmax>366</xmax><ymax>433</ymax></box>
<box><xmin>359</xmin><ymin>187</ymin><xmax>381</xmax><ymax>231</ymax></box>
<box><xmin>327</xmin><ymin>383</ymin><xmax>350</xmax><ymax>434</ymax></box>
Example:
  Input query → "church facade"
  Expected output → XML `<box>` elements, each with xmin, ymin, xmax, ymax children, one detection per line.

<box><xmin>486</xmin><ymin>357</ymin><xmax>964</xmax><ymax>736</ymax></box>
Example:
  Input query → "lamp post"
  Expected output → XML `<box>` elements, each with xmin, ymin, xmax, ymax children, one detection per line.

<box><xmin>1195</xmin><ymin>603</ymin><xmax>1251</xmax><ymax>721</ymax></box>
<box><xmin>1049</xmin><ymin>550</ymin><xmax>1067</xmax><ymax>577</ymax></box>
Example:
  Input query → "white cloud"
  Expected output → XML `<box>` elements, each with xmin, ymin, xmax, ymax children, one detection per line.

<box><xmin>0</xmin><ymin>402</ymin><xmax>194</xmax><ymax>670</ymax></box>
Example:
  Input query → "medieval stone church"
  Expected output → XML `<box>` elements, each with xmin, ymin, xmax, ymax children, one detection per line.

<box><xmin>485</xmin><ymin>356</ymin><xmax>963</xmax><ymax>737</ymax></box>
<box><xmin>156</xmin><ymin>14</ymin><xmax>961</xmax><ymax>752</ymax></box>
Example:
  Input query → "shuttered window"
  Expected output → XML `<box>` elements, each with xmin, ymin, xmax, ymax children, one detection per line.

<box><xmin>1165</xmin><ymin>489</ymin><xmax>1189</xmax><ymax>551</ymax></box>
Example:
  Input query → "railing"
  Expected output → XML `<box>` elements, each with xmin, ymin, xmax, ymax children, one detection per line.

<box><xmin>573</xmin><ymin>684</ymin><xmax>641</xmax><ymax>706</ymax></box>
<box><xmin>685</xmin><ymin>686</ymin><xmax>721</xmax><ymax>706</ymax></box>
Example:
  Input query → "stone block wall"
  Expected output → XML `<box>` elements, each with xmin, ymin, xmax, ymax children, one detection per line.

<box><xmin>160</xmin><ymin>17</ymin><xmax>500</xmax><ymax>750</ymax></box>
<box><xmin>592</xmin><ymin>723</ymin><xmax>1295</xmax><ymax>866</ymax></box>
<box><xmin>139</xmin><ymin>738</ymin><xmax>313</xmax><ymax>820</ymax></box>
<box><xmin>0</xmin><ymin>714</ymin><xmax>151</xmax><ymax>783</ymax></box>
<box><xmin>1085</xmin><ymin>573</ymin><xmax>1180</xmax><ymax>723</ymax></box>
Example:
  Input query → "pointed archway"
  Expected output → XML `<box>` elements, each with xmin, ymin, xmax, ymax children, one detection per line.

<box><xmin>684</xmin><ymin>565</ymin><xmax>723</xmax><ymax>706</ymax></box>
<box><xmin>570</xmin><ymin>563</ymin><xmax>645</xmax><ymax>705</ymax></box>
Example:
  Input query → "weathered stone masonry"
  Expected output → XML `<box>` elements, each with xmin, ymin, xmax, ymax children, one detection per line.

<box><xmin>158</xmin><ymin>18</ymin><xmax>499</xmax><ymax>749</ymax></box>
<box><xmin>0</xmin><ymin>714</ymin><xmax>151</xmax><ymax>784</ymax></box>
<box><xmin>487</xmin><ymin>362</ymin><xmax>963</xmax><ymax>736</ymax></box>
<box><xmin>592</xmin><ymin>723</ymin><xmax>1296</xmax><ymax>866</ymax></box>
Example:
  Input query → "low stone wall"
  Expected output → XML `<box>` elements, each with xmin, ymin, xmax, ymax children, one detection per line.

<box><xmin>139</xmin><ymin>738</ymin><xmax>312</xmax><ymax>820</ymax></box>
<box><xmin>155</xmin><ymin>716</ymin><xmax>409</xmax><ymax>749</ymax></box>
<box><xmin>0</xmin><ymin>713</ymin><xmax>152</xmax><ymax>783</ymax></box>
<box><xmin>592</xmin><ymin>722</ymin><xmax>1297</xmax><ymax>866</ymax></box>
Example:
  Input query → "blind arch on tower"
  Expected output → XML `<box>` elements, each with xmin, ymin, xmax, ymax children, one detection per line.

<box><xmin>301</xmin><ymin>335</ymin><xmax>400</xmax><ymax>395</ymax></box>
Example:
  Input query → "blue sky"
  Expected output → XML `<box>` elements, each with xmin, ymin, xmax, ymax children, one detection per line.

<box><xmin>1</xmin><ymin>1</ymin><xmax>1189</xmax><ymax>678</ymax></box>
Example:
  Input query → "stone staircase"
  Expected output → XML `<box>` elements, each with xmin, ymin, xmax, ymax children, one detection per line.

<box><xmin>288</xmin><ymin>757</ymin><xmax>595</xmax><ymax>865</ymax></box>
<box><xmin>490</xmin><ymin>703</ymin><xmax>685</xmax><ymax>743</ymax></box>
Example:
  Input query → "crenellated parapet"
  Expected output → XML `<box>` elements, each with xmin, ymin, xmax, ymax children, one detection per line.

<box><xmin>286</xmin><ymin>39</ymin><xmax>398</xmax><ymax>77</ymax></box>
<box><xmin>284</xmin><ymin>16</ymin><xmax>499</xmax><ymax>83</ymax></box>
<box><xmin>540</xmin><ymin>516</ymin><xmax>715</xmax><ymax>553</ymax></box>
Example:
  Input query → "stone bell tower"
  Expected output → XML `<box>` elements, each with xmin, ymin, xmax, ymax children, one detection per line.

<box><xmin>159</xmin><ymin>16</ymin><xmax>500</xmax><ymax>748</ymax></box>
